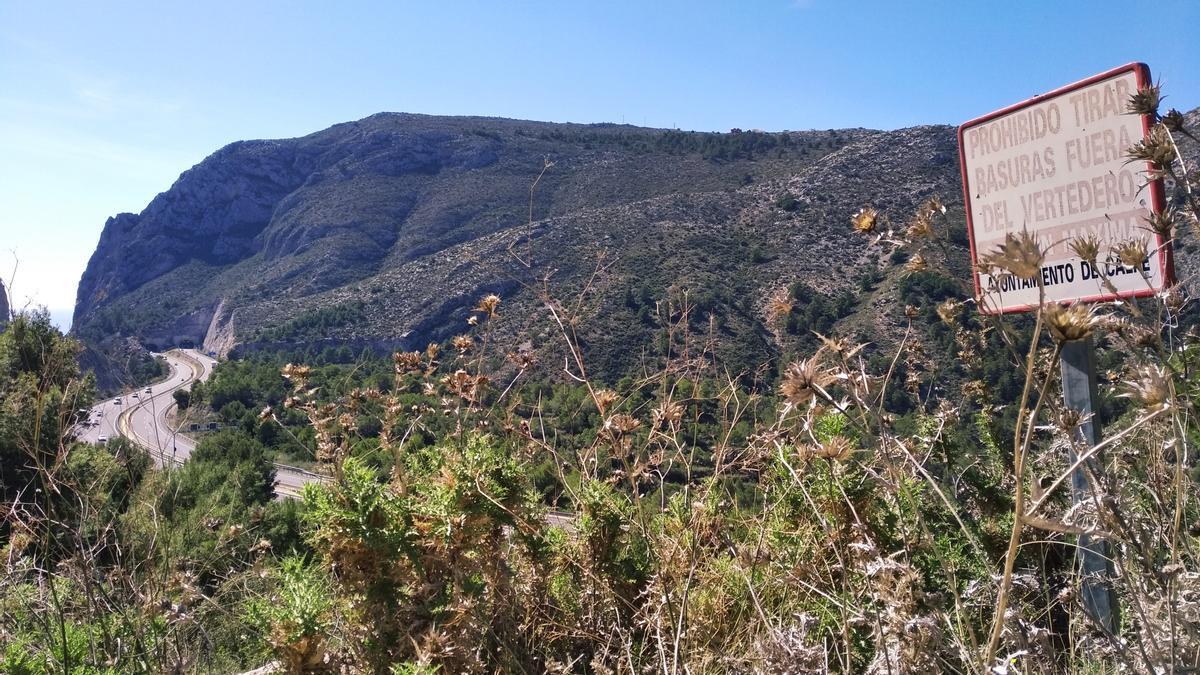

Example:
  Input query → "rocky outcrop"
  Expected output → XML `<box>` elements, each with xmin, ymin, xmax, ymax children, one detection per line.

<box><xmin>0</xmin><ymin>278</ymin><xmax>9</xmax><ymax>327</ymax></box>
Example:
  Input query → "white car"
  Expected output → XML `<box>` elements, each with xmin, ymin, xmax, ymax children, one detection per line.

<box><xmin>114</xmin><ymin>398</ymin><xmax>122</xmax><ymax>405</ymax></box>
<box><xmin>97</xmin><ymin>435</ymin><xmax>108</xmax><ymax>444</ymax></box>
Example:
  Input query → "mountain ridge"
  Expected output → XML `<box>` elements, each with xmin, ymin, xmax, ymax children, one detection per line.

<box><xmin>72</xmin><ymin>108</ymin><xmax>1199</xmax><ymax>389</ymax></box>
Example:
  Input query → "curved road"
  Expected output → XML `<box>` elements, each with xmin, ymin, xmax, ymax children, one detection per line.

<box><xmin>76</xmin><ymin>349</ymin><xmax>321</xmax><ymax>498</ymax></box>
<box><xmin>76</xmin><ymin>350</ymin><xmax>565</xmax><ymax>522</ymax></box>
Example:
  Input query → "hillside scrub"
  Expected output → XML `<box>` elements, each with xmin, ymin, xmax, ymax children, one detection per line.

<box><xmin>2</xmin><ymin>86</ymin><xmax>1200</xmax><ymax>673</ymax></box>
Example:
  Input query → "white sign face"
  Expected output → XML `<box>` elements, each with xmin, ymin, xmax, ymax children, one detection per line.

<box><xmin>959</xmin><ymin>63</ymin><xmax>1171</xmax><ymax>313</ymax></box>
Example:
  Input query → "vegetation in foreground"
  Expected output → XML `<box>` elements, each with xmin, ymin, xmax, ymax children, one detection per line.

<box><xmin>2</xmin><ymin>87</ymin><xmax>1200</xmax><ymax>673</ymax></box>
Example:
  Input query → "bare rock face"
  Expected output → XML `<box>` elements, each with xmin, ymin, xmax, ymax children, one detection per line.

<box><xmin>0</xmin><ymin>278</ymin><xmax>9</xmax><ymax>327</ymax></box>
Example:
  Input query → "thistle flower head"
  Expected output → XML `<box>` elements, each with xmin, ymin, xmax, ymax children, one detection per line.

<box><xmin>851</xmin><ymin>207</ymin><xmax>880</xmax><ymax>234</ymax></box>
<box><xmin>769</xmin><ymin>297</ymin><xmax>794</xmax><ymax>321</ymax></box>
<box><xmin>1112</xmin><ymin>237</ymin><xmax>1149</xmax><ymax>269</ymax></box>
<box><xmin>812</xmin><ymin>435</ymin><xmax>854</xmax><ymax>461</ymax></box>
<box><xmin>1043</xmin><ymin>303</ymin><xmax>1102</xmax><ymax>344</ymax></box>
<box><xmin>815</xmin><ymin>332</ymin><xmax>866</xmax><ymax>358</ymax></box>
<box><xmin>1121</xmin><ymin>364</ymin><xmax>1172</xmax><ymax>410</ymax></box>
<box><xmin>1127</xmin><ymin>83</ymin><xmax>1161</xmax><ymax>118</ymax></box>
<box><xmin>1126</xmin><ymin>125</ymin><xmax>1175</xmax><ymax>167</ymax></box>
<box><xmin>903</xmin><ymin>253</ymin><xmax>928</xmax><ymax>275</ymax></box>
<box><xmin>594</xmin><ymin>388</ymin><xmax>619</xmax><ymax>413</ymax></box>
<box><xmin>936</xmin><ymin>299</ymin><xmax>962</xmax><ymax>326</ymax></box>
<box><xmin>981</xmin><ymin>231</ymin><xmax>1044</xmax><ymax>279</ymax></box>
<box><xmin>505</xmin><ymin>349</ymin><xmax>536</xmax><ymax>369</ymax></box>
<box><xmin>906</xmin><ymin>213</ymin><xmax>934</xmax><ymax>240</ymax></box>
<box><xmin>1145</xmin><ymin>210</ymin><xmax>1176</xmax><ymax>237</ymax></box>
<box><xmin>780</xmin><ymin>357</ymin><xmax>834</xmax><ymax>406</ymax></box>
<box><xmin>1161</xmin><ymin>285</ymin><xmax>1186</xmax><ymax>313</ymax></box>
<box><xmin>452</xmin><ymin>335</ymin><xmax>474</xmax><ymax>354</ymax></box>
<box><xmin>393</xmin><ymin>351</ymin><xmax>423</xmax><ymax>373</ymax></box>
<box><xmin>1069</xmin><ymin>233</ymin><xmax>1102</xmax><ymax>264</ymax></box>
<box><xmin>476</xmin><ymin>293</ymin><xmax>502</xmax><ymax>318</ymax></box>
<box><xmin>1055</xmin><ymin>408</ymin><xmax>1084</xmax><ymax>436</ymax></box>
<box><xmin>281</xmin><ymin>363</ymin><xmax>312</xmax><ymax>384</ymax></box>
<box><xmin>652</xmin><ymin>400</ymin><xmax>685</xmax><ymax>428</ymax></box>
<box><xmin>1162</xmin><ymin>108</ymin><xmax>1186</xmax><ymax>132</ymax></box>
<box><xmin>604</xmin><ymin>413</ymin><xmax>641</xmax><ymax>435</ymax></box>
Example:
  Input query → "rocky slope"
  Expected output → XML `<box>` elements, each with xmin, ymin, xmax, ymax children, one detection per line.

<box><xmin>73</xmin><ymin>114</ymin><xmax>945</xmax><ymax>378</ymax></box>
<box><xmin>0</xmin><ymin>279</ymin><xmax>9</xmax><ymax>326</ymax></box>
<box><xmin>75</xmin><ymin>108</ymin><xmax>1197</xmax><ymax>386</ymax></box>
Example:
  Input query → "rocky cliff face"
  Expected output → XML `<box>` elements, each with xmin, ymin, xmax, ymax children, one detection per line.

<box><xmin>0</xmin><ymin>279</ymin><xmax>9</xmax><ymax>327</ymax></box>
<box><xmin>72</xmin><ymin>112</ymin><xmax>985</xmax><ymax>381</ymax></box>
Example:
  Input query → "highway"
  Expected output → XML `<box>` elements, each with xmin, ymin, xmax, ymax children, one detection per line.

<box><xmin>75</xmin><ymin>348</ymin><xmax>322</xmax><ymax>498</ymax></box>
<box><xmin>75</xmin><ymin>350</ymin><xmax>565</xmax><ymax>523</ymax></box>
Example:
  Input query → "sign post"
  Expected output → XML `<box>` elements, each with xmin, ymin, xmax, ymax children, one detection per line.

<box><xmin>958</xmin><ymin>63</ymin><xmax>1173</xmax><ymax>635</ymax></box>
<box><xmin>1058</xmin><ymin>337</ymin><xmax>1118</xmax><ymax>634</ymax></box>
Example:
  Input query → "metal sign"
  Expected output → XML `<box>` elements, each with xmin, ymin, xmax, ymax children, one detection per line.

<box><xmin>958</xmin><ymin>63</ymin><xmax>1172</xmax><ymax>314</ymax></box>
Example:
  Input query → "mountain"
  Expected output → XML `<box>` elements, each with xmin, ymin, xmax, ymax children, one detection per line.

<box><xmin>95</xmin><ymin>109</ymin><xmax>1193</xmax><ymax>386</ymax></box>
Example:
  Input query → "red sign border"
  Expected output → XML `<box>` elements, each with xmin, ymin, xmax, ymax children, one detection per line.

<box><xmin>957</xmin><ymin>62</ymin><xmax>1173</xmax><ymax>315</ymax></box>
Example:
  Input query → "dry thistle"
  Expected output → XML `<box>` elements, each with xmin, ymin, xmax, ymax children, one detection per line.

<box><xmin>451</xmin><ymin>335</ymin><xmax>474</xmax><ymax>354</ymax></box>
<box><xmin>769</xmin><ymin>297</ymin><xmax>794</xmax><ymax>321</ymax></box>
<box><xmin>1162</xmin><ymin>108</ymin><xmax>1186</xmax><ymax>132</ymax></box>
<box><xmin>505</xmin><ymin>349</ymin><xmax>535</xmax><ymax>369</ymax></box>
<box><xmin>1112</xmin><ymin>237</ymin><xmax>1150</xmax><ymax>269</ymax></box>
<box><xmin>1161</xmin><ymin>285</ymin><xmax>1186</xmax><ymax>313</ymax></box>
<box><xmin>904</xmin><ymin>304</ymin><xmax>920</xmax><ymax>319</ymax></box>
<box><xmin>1127</xmin><ymin>83</ymin><xmax>1161</xmax><ymax>118</ymax></box>
<box><xmin>780</xmin><ymin>357</ymin><xmax>834</xmax><ymax>406</ymax></box>
<box><xmin>476</xmin><ymin>293</ymin><xmax>501</xmax><ymax>318</ymax></box>
<box><xmin>981</xmin><ymin>231</ymin><xmax>1044</xmax><ymax>279</ymax></box>
<box><xmin>652</xmin><ymin>400</ymin><xmax>685</xmax><ymax>428</ymax></box>
<box><xmin>851</xmin><ymin>207</ymin><xmax>880</xmax><ymax>234</ymax></box>
<box><xmin>904</xmin><ymin>253</ymin><xmax>929</xmax><ymax>275</ymax></box>
<box><xmin>934</xmin><ymin>399</ymin><xmax>960</xmax><ymax>426</ymax></box>
<box><xmin>1121</xmin><ymin>364</ymin><xmax>1172</xmax><ymax>410</ymax></box>
<box><xmin>815</xmin><ymin>332</ymin><xmax>866</xmax><ymax>358</ymax></box>
<box><xmin>922</xmin><ymin>196</ymin><xmax>947</xmax><ymax>215</ymax></box>
<box><xmin>593</xmin><ymin>389</ymin><xmax>618</xmax><ymax>414</ymax></box>
<box><xmin>812</xmin><ymin>435</ymin><xmax>854</xmax><ymax>461</ymax></box>
<box><xmin>1145</xmin><ymin>210</ymin><xmax>1176</xmax><ymax>237</ymax></box>
<box><xmin>604</xmin><ymin>413</ymin><xmax>641</xmax><ymax>435</ymax></box>
<box><xmin>935</xmin><ymin>299</ymin><xmax>962</xmax><ymax>326</ymax></box>
<box><xmin>907</xmin><ymin>213</ymin><xmax>934</xmax><ymax>240</ymax></box>
<box><xmin>1126</xmin><ymin>125</ymin><xmax>1175</xmax><ymax>168</ymax></box>
<box><xmin>393</xmin><ymin>351</ymin><xmax>423</xmax><ymax>373</ymax></box>
<box><xmin>1043</xmin><ymin>303</ymin><xmax>1101</xmax><ymax>344</ymax></box>
<box><xmin>1055</xmin><ymin>408</ymin><xmax>1084</xmax><ymax>437</ymax></box>
<box><xmin>1069</xmin><ymin>233</ymin><xmax>1103</xmax><ymax>265</ymax></box>
<box><xmin>281</xmin><ymin>363</ymin><xmax>312</xmax><ymax>383</ymax></box>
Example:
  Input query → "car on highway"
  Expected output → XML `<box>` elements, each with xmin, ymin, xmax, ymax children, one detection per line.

<box><xmin>97</xmin><ymin>435</ymin><xmax>108</xmax><ymax>444</ymax></box>
<box><xmin>145</xmin><ymin>387</ymin><xmax>152</xmax><ymax>394</ymax></box>
<box><xmin>114</xmin><ymin>397</ymin><xmax>122</xmax><ymax>405</ymax></box>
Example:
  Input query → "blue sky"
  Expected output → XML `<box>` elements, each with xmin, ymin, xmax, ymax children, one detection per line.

<box><xmin>2</xmin><ymin>0</ymin><xmax>1198</xmax><ymax>329</ymax></box>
